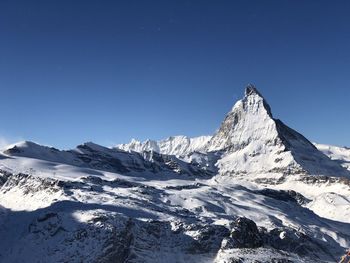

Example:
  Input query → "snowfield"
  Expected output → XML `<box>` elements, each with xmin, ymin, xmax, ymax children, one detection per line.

<box><xmin>0</xmin><ymin>86</ymin><xmax>349</xmax><ymax>263</ymax></box>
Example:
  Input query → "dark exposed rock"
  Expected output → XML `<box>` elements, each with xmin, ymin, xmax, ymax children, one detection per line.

<box><xmin>1</xmin><ymin>173</ymin><xmax>62</xmax><ymax>195</ymax></box>
<box><xmin>185</xmin><ymin>224</ymin><xmax>230</xmax><ymax>254</ymax></box>
<box><xmin>96</xmin><ymin>218</ymin><xmax>134</xmax><ymax>263</ymax></box>
<box><xmin>255</xmin><ymin>188</ymin><xmax>310</xmax><ymax>205</ymax></box>
<box><xmin>270</xmin><ymin>259</ymin><xmax>294</xmax><ymax>263</ymax></box>
<box><xmin>227</xmin><ymin>257</ymin><xmax>244</xmax><ymax>263</ymax></box>
<box><xmin>299</xmin><ymin>174</ymin><xmax>350</xmax><ymax>186</ymax></box>
<box><xmin>222</xmin><ymin>217</ymin><xmax>263</xmax><ymax>249</ymax></box>
<box><xmin>0</xmin><ymin>169</ymin><xmax>12</xmax><ymax>186</ymax></box>
<box><xmin>165</xmin><ymin>183</ymin><xmax>205</xmax><ymax>190</ymax></box>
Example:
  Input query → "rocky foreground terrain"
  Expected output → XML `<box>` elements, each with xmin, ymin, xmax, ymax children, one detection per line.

<box><xmin>1</xmin><ymin>85</ymin><xmax>349</xmax><ymax>262</ymax></box>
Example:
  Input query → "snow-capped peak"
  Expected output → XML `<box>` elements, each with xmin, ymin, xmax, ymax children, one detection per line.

<box><xmin>116</xmin><ymin>135</ymin><xmax>211</xmax><ymax>156</ymax></box>
<box><xmin>207</xmin><ymin>85</ymin><xmax>349</xmax><ymax>177</ymax></box>
<box><xmin>245</xmin><ymin>83</ymin><xmax>260</xmax><ymax>96</ymax></box>
<box><xmin>207</xmin><ymin>85</ymin><xmax>276</xmax><ymax>152</ymax></box>
<box><xmin>243</xmin><ymin>84</ymin><xmax>272</xmax><ymax>116</ymax></box>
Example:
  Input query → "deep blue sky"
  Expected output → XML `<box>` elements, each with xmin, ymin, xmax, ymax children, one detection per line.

<box><xmin>0</xmin><ymin>0</ymin><xmax>349</xmax><ymax>149</ymax></box>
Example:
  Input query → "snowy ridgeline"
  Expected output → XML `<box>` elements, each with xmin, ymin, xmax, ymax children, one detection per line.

<box><xmin>116</xmin><ymin>135</ymin><xmax>212</xmax><ymax>156</ymax></box>
<box><xmin>1</xmin><ymin>86</ymin><xmax>350</xmax><ymax>263</ymax></box>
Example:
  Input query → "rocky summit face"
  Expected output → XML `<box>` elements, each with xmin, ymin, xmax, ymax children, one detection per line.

<box><xmin>207</xmin><ymin>85</ymin><xmax>276</xmax><ymax>152</ymax></box>
<box><xmin>1</xmin><ymin>86</ymin><xmax>350</xmax><ymax>263</ymax></box>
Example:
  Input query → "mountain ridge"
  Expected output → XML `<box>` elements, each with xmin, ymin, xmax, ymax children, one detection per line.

<box><xmin>116</xmin><ymin>85</ymin><xmax>349</xmax><ymax>178</ymax></box>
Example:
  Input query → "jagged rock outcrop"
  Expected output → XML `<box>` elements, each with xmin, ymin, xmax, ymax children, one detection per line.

<box><xmin>221</xmin><ymin>217</ymin><xmax>263</xmax><ymax>249</ymax></box>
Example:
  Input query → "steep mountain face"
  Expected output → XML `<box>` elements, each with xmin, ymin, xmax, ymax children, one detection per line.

<box><xmin>1</xmin><ymin>85</ymin><xmax>350</xmax><ymax>262</ymax></box>
<box><xmin>207</xmin><ymin>85</ymin><xmax>275</xmax><ymax>152</ymax></box>
<box><xmin>207</xmin><ymin>85</ymin><xmax>349</xmax><ymax>177</ymax></box>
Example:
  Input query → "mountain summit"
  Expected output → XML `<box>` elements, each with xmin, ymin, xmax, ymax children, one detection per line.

<box><xmin>208</xmin><ymin>85</ymin><xmax>349</xmax><ymax>177</ymax></box>
<box><xmin>245</xmin><ymin>83</ymin><xmax>265</xmax><ymax>98</ymax></box>
<box><xmin>207</xmin><ymin>84</ymin><xmax>274</xmax><ymax>152</ymax></box>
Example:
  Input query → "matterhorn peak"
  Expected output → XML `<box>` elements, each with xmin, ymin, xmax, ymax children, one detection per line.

<box><xmin>207</xmin><ymin>86</ymin><xmax>275</xmax><ymax>152</ymax></box>
<box><xmin>241</xmin><ymin>84</ymin><xmax>272</xmax><ymax>116</ymax></box>
<box><xmin>244</xmin><ymin>83</ymin><xmax>261</xmax><ymax>97</ymax></box>
<box><xmin>207</xmin><ymin>85</ymin><xmax>349</xmax><ymax>177</ymax></box>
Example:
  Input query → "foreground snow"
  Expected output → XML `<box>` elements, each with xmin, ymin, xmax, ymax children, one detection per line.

<box><xmin>1</xmin><ymin>160</ymin><xmax>349</xmax><ymax>262</ymax></box>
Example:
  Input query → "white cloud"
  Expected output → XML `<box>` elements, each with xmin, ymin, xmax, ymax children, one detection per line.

<box><xmin>0</xmin><ymin>135</ymin><xmax>21</xmax><ymax>150</ymax></box>
<box><xmin>0</xmin><ymin>138</ymin><xmax>10</xmax><ymax>150</ymax></box>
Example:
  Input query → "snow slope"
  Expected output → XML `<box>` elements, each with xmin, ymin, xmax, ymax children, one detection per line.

<box><xmin>0</xmin><ymin>166</ymin><xmax>349</xmax><ymax>262</ymax></box>
<box><xmin>3</xmin><ymin>141</ymin><xmax>215</xmax><ymax>178</ymax></box>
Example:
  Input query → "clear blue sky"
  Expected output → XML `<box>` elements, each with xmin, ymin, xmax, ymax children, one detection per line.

<box><xmin>0</xmin><ymin>0</ymin><xmax>349</xmax><ymax>149</ymax></box>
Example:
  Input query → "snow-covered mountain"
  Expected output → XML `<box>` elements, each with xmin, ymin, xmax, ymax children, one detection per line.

<box><xmin>117</xmin><ymin>135</ymin><xmax>211</xmax><ymax>156</ymax></box>
<box><xmin>315</xmin><ymin>143</ymin><xmax>350</xmax><ymax>171</ymax></box>
<box><xmin>207</xmin><ymin>85</ymin><xmax>349</xmax><ymax>177</ymax></box>
<box><xmin>3</xmin><ymin>141</ymin><xmax>214</xmax><ymax>177</ymax></box>
<box><xmin>118</xmin><ymin>85</ymin><xmax>349</xmax><ymax>178</ymax></box>
<box><xmin>1</xmin><ymin>85</ymin><xmax>350</xmax><ymax>263</ymax></box>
